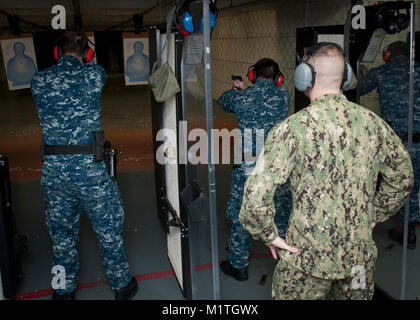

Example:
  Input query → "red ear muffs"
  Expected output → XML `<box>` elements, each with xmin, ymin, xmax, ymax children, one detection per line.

<box><xmin>177</xmin><ymin>22</ymin><xmax>191</xmax><ymax>36</ymax></box>
<box><xmin>275</xmin><ymin>72</ymin><xmax>284</xmax><ymax>87</ymax></box>
<box><xmin>84</xmin><ymin>47</ymin><xmax>94</xmax><ymax>63</ymax></box>
<box><xmin>383</xmin><ymin>48</ymin><xmax>391</xmax><ymax>62</ymax></box>
<box><xmin>53</xmin><ymin>45</ymin><xmax>93</xmax><ymax>63</ymax></box>
<box><xmin>247</xmin><ymin>66</ymin><xmax>256</xmax><ymax>84</ymax></box>
<box><xmin>53</xmin><ymin>45</ymin><xmax>60</xmax><ymax>60</ymax></box>
<box><xmin>248</xmin><ymin>66</ymin><xmax>284</xmax><ymax>87</ymax></box>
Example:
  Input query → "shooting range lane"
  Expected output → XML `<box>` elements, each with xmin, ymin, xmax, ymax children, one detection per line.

<box><xmin>0</xmin><ymin>0</ymin><xmax>419</xmax><ymax>302</ymax></box>
<box><xmin>0</xmin><ymin>70</ymin><xmax>276</xmax><ymax>299</ymax></box>
<box><xmin>0</xmin><ymin>77</ymin><xmax>155</xmax><ymax>181</ymax></box>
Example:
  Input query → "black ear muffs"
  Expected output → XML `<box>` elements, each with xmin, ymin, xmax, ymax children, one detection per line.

<box><xmin>376</xmin><ymin>3</ymin><xmax>410</xmax><ymax>35</ymax></box>
<box><xmin>396</xmin><ymin>12</ymin><xmax>409</xmax><ymax>31</ymax></box>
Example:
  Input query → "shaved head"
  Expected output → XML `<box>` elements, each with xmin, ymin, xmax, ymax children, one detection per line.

<box><xmin>305</xmin><ymin>45</ymin><xmax>345</xmax><ymax>92</ymax></box>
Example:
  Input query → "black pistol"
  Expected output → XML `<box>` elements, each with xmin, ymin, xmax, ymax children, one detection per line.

<box><xmin>231</xmin><ymin>75</ymin><xmax>243</xmax><ymax>90</ymax></box>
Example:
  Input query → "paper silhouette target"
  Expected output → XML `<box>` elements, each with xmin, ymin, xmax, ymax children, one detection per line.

<box><xmin>1</xmin><ymin>35</ymin><xmax>38</xmax><ymax>91</ymax></box>
<box><xmin>123</xmin><ymin>34</ymin><xmax>150</xmax><ymax>85</ymax></box>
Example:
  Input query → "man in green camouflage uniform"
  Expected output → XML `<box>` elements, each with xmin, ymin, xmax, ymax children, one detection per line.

<box><xmin>239</xmin><ymin>43</ymin><xmax>414</xmax><ymax>300</ymax></box>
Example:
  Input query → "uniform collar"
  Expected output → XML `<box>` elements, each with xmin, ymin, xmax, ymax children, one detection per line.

<box><xmin>57</xmin><ymin>55</ymin><xmax>82</xmax><ymax>66</ymax></box>
<box><xmin>254</xmin><ymin>78</ymin><xmax>274</xmax><ymax>87</ymax></box>
<box><xmin>312</xmin><ymin>93</ymin><xmax>348</xmax><ymax>104</ymax></box>
<box><xmin>389</xmin><ymin>55</ymin><xmax>409</xmax><ymax>64</ymax></box>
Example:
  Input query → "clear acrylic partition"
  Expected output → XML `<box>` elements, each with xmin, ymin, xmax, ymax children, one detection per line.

<box><xmin>179</xmin><ymin>0</ymin><xmax>220</xmax><ymax>300</ymax></box>
<box><xmin>404</xmin><ymin>1</ymin><xmax>418</xmax><ymax>301</ymax></box>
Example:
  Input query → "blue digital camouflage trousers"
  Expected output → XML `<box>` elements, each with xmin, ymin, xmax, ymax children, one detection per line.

<box><xmin>399</xmin><ymin>144</ymin><xmax>420</xmax><ymax>224</ymax></box>
<box><xmin>399</xmin><ymin>148</ymin><xmax>419</xmax><ymax>224</ymax></box>
<box><xmin>42</xmin><ymin>158</ymin><xmax>132</xmax><ymax>294</ymax></box>
<box><xmin>227</xmin><ymin>164</ymin><xmax>292</xmax><ymax>269</ymax></box>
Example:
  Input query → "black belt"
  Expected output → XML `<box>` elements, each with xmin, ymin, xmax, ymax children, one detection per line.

<box><xmin>40</xmin><ymin>131</ymin><xmax>108</xmax><ymax>162</ymax></box>
<box><xmin>40</xmin><ymin>144</ymin><xmax>92</xmax><ymax>161</ymax></box>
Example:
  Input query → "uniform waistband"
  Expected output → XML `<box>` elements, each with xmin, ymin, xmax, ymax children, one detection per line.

<box><xmin>42</xmin><ymin>144</ymin><xmax>92</xmax><ymax>155</ymax></box>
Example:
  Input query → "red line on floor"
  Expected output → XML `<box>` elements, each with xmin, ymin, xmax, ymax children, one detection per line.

<box><xmin>13</xmin><ymin>288</ymin><xmax>54</xmax><ymax>300</ymax></box>
<box><xmin>135</xmin><ymin>269</ymin><xmax>175</xmax><ymax>281</ymax></box>
<box><xmin>12</xmin><ymin>252</ymin><xmax>273</xmax><ymax>300</ymax></box>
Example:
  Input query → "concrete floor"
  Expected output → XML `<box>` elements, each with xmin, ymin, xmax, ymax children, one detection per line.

<box><xmin>374</xmin><ymin>216</ymin><xmax>420</xmax><ymax>300</ymax></box>
<box><xmin>10</xmin><ymin>166</ymin><xmax>277</xmax><ymax>300</ymax></box>
<box><xmin>1</xmin><ymin>76</ymin><xmax>419</xmax><ymax>300</ymax></box>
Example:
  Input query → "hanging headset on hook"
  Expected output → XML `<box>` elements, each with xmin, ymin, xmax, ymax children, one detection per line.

<box><xmin>375</xmin><ymin>2</ymin><xmax>410</xmax><ymax>35</ymax></box>
<box><xmin>176</xmin><ymin>0</ymin><xmax>218</xmax><ymax>36</ymax></box>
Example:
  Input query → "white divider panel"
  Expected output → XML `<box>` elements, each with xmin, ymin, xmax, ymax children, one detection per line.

<box><xmin>160</xmin><ymin>32</ymin><xmax>183</xmax><ymax>289</ymax></box>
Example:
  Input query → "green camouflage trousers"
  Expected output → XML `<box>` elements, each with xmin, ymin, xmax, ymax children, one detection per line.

<box><xmin>272</xmin><ymin>259</ymin><xmax>375</xmax><ymax>300</ymax></box>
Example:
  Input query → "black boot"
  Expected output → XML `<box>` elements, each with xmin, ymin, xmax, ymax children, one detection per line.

<box><xmin>220</xmin><ymin>260</ymin><xmax>248</xmax><ymax>281</ymax></box>
<box><xmin>52</xmin><ymin>290</ymin><xmax>76</xmax><ymax>300</ymax></box>
<box><xmin>114</xmin><ymin>277</ymin><xmax>138</xmax><ymax>300</ymax></box>
<box><xmin>388</xmin><ymin>223</ymin><xmax>416</xmax><ymax>250</ymax></box>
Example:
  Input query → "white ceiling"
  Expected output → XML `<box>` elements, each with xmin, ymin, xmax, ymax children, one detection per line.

<box><xmin>0</xmin><ymin>0</ymin><xmax>311</xmax><ymax>31</ymax></box>
<box><xmin>0</xmin><ymin>0</ymin><xmax>160</xmax><ymax>9</ymax></box>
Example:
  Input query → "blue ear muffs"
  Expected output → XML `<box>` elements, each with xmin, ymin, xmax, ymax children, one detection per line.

<box><xmin>177</xmin><ymin>0</ymin><xmax>218</xmax><ymax>35</ymax></box>
<box><xmin>198</xmin><ymin>11</ymin><xmax>216</xmax><ymax>32</ymax></box>
<box><xmin>180</xmin><ymin>11</ymin><xmax>194</xmax><ymax>34</ymax></box>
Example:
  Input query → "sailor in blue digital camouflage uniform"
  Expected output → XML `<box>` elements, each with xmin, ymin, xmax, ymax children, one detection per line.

<box><xmin>217</xmin><ymin>58</ymin><xmax>292</xmax><ymax>280</ymax></box>
<box><xmin>30</xmin><ymin>30</ymin><xmax>137</xmax><ymax>299</ymax></box>
<box><xmin>359</xmin><ymin>41</ymin><xmax>420</xmax><ymax>249</ymax></box>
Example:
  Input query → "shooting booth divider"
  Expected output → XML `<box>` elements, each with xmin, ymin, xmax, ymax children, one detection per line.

<box><xmin>0</xmin><ymin>155</ymin><xmax>27</xmax><ymax>299</ymax></box>
<box><xmin>149</xmin><ymin>0</ymin><xmax>220</xmax><ymax>300</ymax></box>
